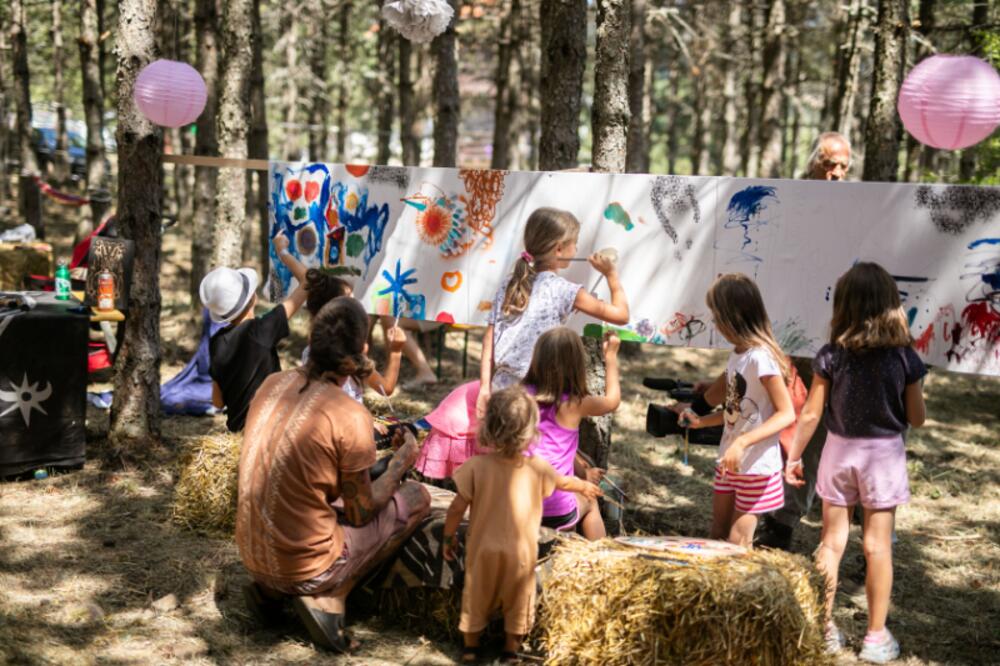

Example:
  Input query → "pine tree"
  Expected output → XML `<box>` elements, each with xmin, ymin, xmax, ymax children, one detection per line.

<box><xmin>862</xmin><ymin>0</ymin><xmax>908</xmax><ymax>182</ymax></box>
<box><xmin>539</xmin><ymin>0</ymin><xmax>586</xmax><ymax>170</ymax></box>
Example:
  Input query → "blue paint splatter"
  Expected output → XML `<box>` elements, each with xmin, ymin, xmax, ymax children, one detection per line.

<box><xmin>722</xmin><ymin>186</ymin><xmax>779</xmax><ymax>270</ymax></box>
<box><xmin>969</xmin><ymin>238</ymin><xmax>1000</xmax><ymax>249</ymax></box>
<box><xmin>330</xmin><ymin>182</ymin><xmax>389</xmax><ymax>279</ymax></box>
<box><xmin>961</xmin><ymin>238</ymin><xmax>1000</xmax><ymax>302</ymax></box>
<box><xmin>269</xmin><ymin>164</ymin><xmax>333</xmax><ymax>297</ymax></box>
<box><xmin>378</xmin><ymin>260</ymin><xmax>426</xmax><ymax>320</ymax></box>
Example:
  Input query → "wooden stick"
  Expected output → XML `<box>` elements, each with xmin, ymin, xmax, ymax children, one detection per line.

<box><xmin>163</xmin><ymin>154</ymin><xmax>270</xmax><ymax>170</ymax></box>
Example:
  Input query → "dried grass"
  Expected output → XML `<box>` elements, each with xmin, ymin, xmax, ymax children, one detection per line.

<box><xmin>171</xmin><ymin>432</ymin><xmax>242</xmax><ymax>536</ymax></box>
<box><xmin>537</xmin><ymin>538</ymin><xmax>830</xmax><ymax>666</ymax></box>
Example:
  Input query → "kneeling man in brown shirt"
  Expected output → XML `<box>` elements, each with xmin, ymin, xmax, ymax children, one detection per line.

<box><xmin>235</xmin><ymin>296</ymin><xmax>431</xmax><ymax>653</ymax></box>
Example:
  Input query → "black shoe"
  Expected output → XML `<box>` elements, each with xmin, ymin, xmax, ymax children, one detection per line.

<box><xmin>756</xmin><ymin>521</ymin><xmax>794</xmax><ymax>551</ymax></box>
<box><xmin>292</xmin><ymin>596</ymin><xmax>359</xmax><ymax>653</ymax></box>
<box><xmin>242</xmin><ymin>582</ymin><xmax>285</xmax><ymax>625</ymax></box>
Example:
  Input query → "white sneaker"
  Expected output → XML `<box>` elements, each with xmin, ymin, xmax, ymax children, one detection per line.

<box><xmin>825</xmin><ymin>623</ymin><xmax>845</xmax><ymax>653</ymax></box>
<box><xmin>859</xmin><ymin>629</ymin><xmax>900</xmax><ymax>663</ymax></box>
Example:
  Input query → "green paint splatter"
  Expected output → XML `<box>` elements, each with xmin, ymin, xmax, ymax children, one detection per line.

<box><xmin>583</xmin><ymin>323</ymin><xmax>647</xmax><ymax>342</ymax></box>
<box><xmin>346</xmin><ymin>233</ymin><xmax>365</xmax><ymax>258</ymax></box>
<box><xmin>603</xmin><ymin>202</ymin><xmax>634</xmax><ymax>231</ymax></box>
<box><xmin>293</xmin><ymin>206</ymin><xmax>306</xmax><ymax>220</ymax></box>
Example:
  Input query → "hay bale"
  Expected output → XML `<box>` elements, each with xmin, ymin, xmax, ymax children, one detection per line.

<box><xmin>537</xmin><ymin>537</ymin><xmax>829</xmax><ymax>666</ymax></box>
<box><xmin>171</xmin><ymin>432</ymin><xmax>241</xmax><ymax>536</ymax></box>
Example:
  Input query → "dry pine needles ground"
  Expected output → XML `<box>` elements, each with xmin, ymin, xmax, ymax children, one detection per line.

<box><xmin>537</xmin><ymin>538</ymin><xmax>830</xmax><ymax>666</ymax></box>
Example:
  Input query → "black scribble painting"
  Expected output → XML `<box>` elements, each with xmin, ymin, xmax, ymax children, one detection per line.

<box><xmin>650</xmin><ymin>175</ymin><xmax>701</xmax><ymax>245</ymax></box>
<box><xmin>367</xmin><ymin>165</ymin><xmax>411</xmax><ymax>190</ymax></box>
<box><xmin>915</xmin><ymin>185</ymin><xmax>1000</xmax><ymax>235</ymax></box>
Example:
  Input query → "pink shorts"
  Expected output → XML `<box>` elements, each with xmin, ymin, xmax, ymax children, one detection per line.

<box><xmin>713</xmin><ymin>468</ymin><xmax>784</xmax><ymax>514</ymax></box>
<box><xmin>816</xmin><ymin>431</ymin><xmax>910</xmax><ymax>509</ymax></box>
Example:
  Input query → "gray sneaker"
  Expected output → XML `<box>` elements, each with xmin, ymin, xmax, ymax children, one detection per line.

<box><xmin>859</xmin><ymin>629</ymin><xmax>900</xmax><ymax>663</ymax></box>
<box><xmin>825</xmin><ymin>624</ymin><xmax>845</xmax><ymax>653</ymax></box>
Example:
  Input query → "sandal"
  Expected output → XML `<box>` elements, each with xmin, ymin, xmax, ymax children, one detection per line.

<box><xmin>291</xmin><ymin>597</ymin><xmax>360</xmax><ymax>653</ymax></box>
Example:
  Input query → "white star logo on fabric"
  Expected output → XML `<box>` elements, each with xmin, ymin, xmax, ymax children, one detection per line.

<box><xmin>0</xmin><ymin>374</ymin><xmax>53</xmax><ymax>428</ymax></box>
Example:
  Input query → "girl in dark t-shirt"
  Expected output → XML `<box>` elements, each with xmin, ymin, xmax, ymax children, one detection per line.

<box><xmin>784</xmin><ymin>262</ymin><xmax>926</xmax><ymax>663</ymax></box>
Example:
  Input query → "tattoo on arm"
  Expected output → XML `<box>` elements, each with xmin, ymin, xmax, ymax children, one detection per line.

<box><xmin>340</xmin><ymin>470</ymin><xmax>378</xmax><ymax>527</ymax></box>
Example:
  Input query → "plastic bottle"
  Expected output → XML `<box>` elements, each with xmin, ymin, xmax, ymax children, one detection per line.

<box><xmin>97</xmin><ymin>269</ymin><xmax>115</xmax><ymax>312</ymax></box>
<box><xmin>55</xmin><ymin>259</ymin><xmax>71</xmax><ymax>300</ymax></box>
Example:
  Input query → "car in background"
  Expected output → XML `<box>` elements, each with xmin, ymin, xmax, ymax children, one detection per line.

<box><xmin>33</xmin><ymin>126</ymin><xmax>88</xmax><ymax>181</ymax></box>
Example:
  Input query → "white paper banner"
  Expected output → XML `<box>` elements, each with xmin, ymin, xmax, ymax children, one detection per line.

<box><xmin>267</xmin><ymin>161</ymin><xmax>1000</xmax><ymax>377</ymax></box>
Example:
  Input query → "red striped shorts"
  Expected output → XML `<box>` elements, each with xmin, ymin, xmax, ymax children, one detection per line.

<box><xmin>713</xmin><ymin>468</ymin><xmax>785</xmax><ymax>514</ymax></box>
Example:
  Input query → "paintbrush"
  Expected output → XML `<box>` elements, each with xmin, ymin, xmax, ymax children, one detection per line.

<box><xmin>585</xmin><ymin>247</ymin><xmax>620</xmax><ymax>294</ymax></box>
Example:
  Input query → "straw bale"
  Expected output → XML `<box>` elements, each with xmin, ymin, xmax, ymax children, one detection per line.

<box><xmin>171</xmin><ymin>432</ymin><xmax>242</xmax><ymax>536</ymax></box>
<box><xmin>537</xmin><ymin>538</ymin><xmax>830</xmax><ymax>666</ymax></box>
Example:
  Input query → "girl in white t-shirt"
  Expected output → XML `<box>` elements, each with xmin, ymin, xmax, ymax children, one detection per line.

<box><xmin>684</xmin><ymin>273</ymin><xmax>795</xmax><ymax>546</ymax></box>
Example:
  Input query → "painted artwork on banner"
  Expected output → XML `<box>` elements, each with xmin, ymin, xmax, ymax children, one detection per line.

<box><xmin>269</xmin><ymin>162</ymin><xmax>1000</xmax><ymax>377</ymax></box>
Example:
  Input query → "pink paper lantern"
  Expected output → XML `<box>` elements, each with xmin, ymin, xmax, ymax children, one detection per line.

<box><xmin>898</xmin><ymin>55</ymin><xmax>1000</xmax><ymax>150</ymax></box>
<box><xmin>133</xmin><ymin>60</ymin><xmax>207</xmax><ymax>128</ymax></box>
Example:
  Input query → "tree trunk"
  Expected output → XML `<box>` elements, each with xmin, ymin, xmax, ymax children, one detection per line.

<box><xmin>666</xmin><ymin>63</ymin><xmax>680</xmax><ymax>175</ymax></box>
<box><xmin>592</xmin><ymin>0</ymin><xmax>630</xmax><ymax>173</ymax></box>
<box><xmin>913</xmin><ymin>0</ymin><xmax>937</xmax><ymax>179</ymax></box>
<box><xmin>959</xmin><ymin>0</ymin><xmax>990</xmax><ymax>181</ymax></box>
<box><xmin>78</xmin><ymin>0</ymin><xmax>110</xmax><ymax>242</ymax></box>
<box><xmin>513</xmin><ymin>0</ymin><xmax>540</xmax><ymax>170</ymax></box>
<box><xmin>757</xmin><ymin>0</ymin><xmax>786</xmax><ymax>178</ymax></box>
<box><xmin>432</xmin><ymin>0</ymin><xmax>459</xmax><ymax>167</ymax></box>
<box><xmin>335</xmin><ymin>0</ymin><xmax>351</xmax><ymax>161</ymax></box>
<box><xmin>539</xmin><ymin>0</ymin><xmax>586</xmax><ymax>170</ymax></box>
<box><xmin>281</xmin><ymin>13</ymin><xmax>300</xmax><ymax>160</ymax></box>
<box><xmin>308</xmin><ymin>0</ymin><xmax>329</xmax><ymax>161</ymax></box>
<box><xmin>739</xmin><ymin>1</ymin><xmax>761</xmax><ymax>178</ymax></box>
<box><xmin>861</xmin><ymin>0</ymin><xmax>908</xmax><ymax>182</ymax></box>
<box><xmin>832</xmin><ymin>0</ymin><xmax>868</xmax><ymax>139</ymax></box>
<box><xmin>10</xmin><ymin>0</ymin><xmax>42</xmax><ymax>238</ymax></box>
<box><xmin>625</xmin><ymin>0</ymin><xmax>647</xmax><ymax>173</ymax></box>
<box><xmin>191</xmin><ymin>0</ymin><xmax>220</xmax><ymax>305</ymax></box>
<box><xmin>51</xmin><ymin>0</ymin><xmax>71</xmax><ymax>185</ymax></box>
<box><xmin>398</xmin><ymin>39</ymin><xmax>420</xmax><ymax>166</ymax></box>
<box><xmin>249</xmin><ymin>0</ymin><xmax>270</xmax><ymax>273</ymax></box>
<box><xmin>376</xmin><ymin>1</ymin><xmax>395</xmax><ymax>165</ymax></box>
<box><xmin>719</xmin><ymin>2</ymin><xmax>743</xmax><ymax>175</ymax></box>
<box><xmin>212</xmin><ymin>0</ymin><xmax>254</xmax><ymax>268</ymax></box>
<box><xmin>0</xmin><ymin>25</ymin><xmax>11</xmax><ymax>201</ymax></box>
<box><xmin>491</xmin><ymin>0</ymin><xmax>519</xmax><ymax>170</ymax></box>
<box><xmin>786</xmin><ymin>49</ymin><xmax>802</xmax><ymax>178</ymax></box>
<box><xmin>109</xmin><ymin>0</ymin><xmax>163</xmax><ymax>451</ymax></box>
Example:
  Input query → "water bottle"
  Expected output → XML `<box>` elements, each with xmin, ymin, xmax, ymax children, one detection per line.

<box><xmin>55</xmin><ymin>259</ymin><xmax>71</xmax><ymax>300</ymax></box>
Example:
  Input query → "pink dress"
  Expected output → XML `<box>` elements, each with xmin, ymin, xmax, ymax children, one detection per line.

<box><xmin>525</xmin><ymin>388</ymin><xmax>580</xmax><ymax>529</ymax></box>
<box><xmin>414</xmin><ymin>380</ymin><xmax>487</xmax><ymax>479</ymax></box>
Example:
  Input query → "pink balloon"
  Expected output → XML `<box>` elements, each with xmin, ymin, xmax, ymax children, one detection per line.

<box><xmin>133</xmin><ymin>60</ymin><xmax>208</xmax><ymax>128</ymax></box>
<box><xmin>898</xmin><ymin>55</ymin><xmax>1000</xmax><ymax>150</ymax></box>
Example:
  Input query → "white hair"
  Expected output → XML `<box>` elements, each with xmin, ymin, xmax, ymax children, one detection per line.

<box><xmin>806</xmin><ymin>131</ymin><xmax>852</xmax><ymax>174</ymax></box>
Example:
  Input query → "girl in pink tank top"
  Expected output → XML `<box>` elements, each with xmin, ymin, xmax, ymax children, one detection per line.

<box><xmin>522</xmin><ymin>327</ymin><xmax>621</xmax><ymax>540</ymax></box>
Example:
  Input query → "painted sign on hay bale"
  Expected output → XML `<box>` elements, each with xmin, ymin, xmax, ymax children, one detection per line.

<box><xmin>267</xmin><ymin>161</ymin><xmax>1000</xmax><ymax>377</ymax></box>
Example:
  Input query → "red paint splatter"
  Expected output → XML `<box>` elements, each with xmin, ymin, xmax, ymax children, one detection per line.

<box><xmin>304</xmin><ymin>180</ymin><xmax>320</xmax><ymax>202</ymax></box>
<box><xmin>961</xmin><ymin>302</ymin><xmax>1000</xmax><ymax>342</ymax></box>
<box><xmin>914</xmin><ymin>323</ymin><xmax>934</xmax><ymax>354</ymax></box>
<box><xmin>417</xmin><ymin>205</ymin><xmax>452</xmax><ymax>245</ymax></box>
<box><xmin>346</xmin><ymin>164</ymin><xmax>370</xmax><ymax>177</ymax></box>
<box><xmin>286</xmin><ymin>179</ymin><xmax>302</xmax><ymax>200</ymax></box>
<box><xmin>435</xmin><ymin>312</ymin><xmax>455</xmax><ymax>324</ymax></box>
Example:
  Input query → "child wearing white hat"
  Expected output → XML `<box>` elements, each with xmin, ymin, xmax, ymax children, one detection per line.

<box><xmin>201</xmin><ymin>234</ymin><xmax>308</xmax><ymax>432</ymax></box>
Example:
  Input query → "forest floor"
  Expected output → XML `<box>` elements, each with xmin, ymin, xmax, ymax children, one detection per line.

<box><xmin>1</xmin><ymin>204</ymin><xmax>998</xmax><ymax>665</ymax></box>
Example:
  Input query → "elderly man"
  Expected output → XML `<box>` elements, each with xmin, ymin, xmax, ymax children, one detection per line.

<box><xmin>804</xmin><ymin>131</ymin><xmax>852</xmax><ymax>181</ymax></box>
<box><xmin>235</xmin><ymin>297</ymin><xmax>431</xmax><ymax>653</ymax></box>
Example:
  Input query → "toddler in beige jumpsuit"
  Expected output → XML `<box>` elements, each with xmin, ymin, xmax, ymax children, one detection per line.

<box><xmin>443</xmin><ymin>386</ymin><xmax>602</xmax><ymax>663</ymax></box>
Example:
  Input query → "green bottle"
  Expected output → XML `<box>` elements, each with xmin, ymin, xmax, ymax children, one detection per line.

<box><xmin>55</xmin><ymin>259</ymin><xmax>71</xmax><ymax>300</ymax></box>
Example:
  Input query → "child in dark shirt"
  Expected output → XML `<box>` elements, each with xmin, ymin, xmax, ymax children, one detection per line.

<box><xmin>785</xmin><ymin>262</ymin><xmax>926</xmax><ymax>663</ymax></box>
<box><xmin>201</xmin><ymin>234</ymin><xmax>308</xmax><ymax>432</ymax></box>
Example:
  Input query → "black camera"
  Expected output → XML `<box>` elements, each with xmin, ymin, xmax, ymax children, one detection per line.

<box><xmin>643</xmin><ymin>377</ymin><xmax>723</xmax><ymax>446</ymax></box>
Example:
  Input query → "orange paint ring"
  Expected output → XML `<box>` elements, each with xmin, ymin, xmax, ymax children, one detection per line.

<box><xmin>441</xmin><ymin>271</ymin><xmax>463</xmax><ymax>292</ymax></box>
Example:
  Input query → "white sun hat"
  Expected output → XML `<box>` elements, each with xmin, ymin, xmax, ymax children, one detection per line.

<box><xmin>199</xmin><ymin>267</ymin><xmax>260</xmax><ymax>323</ymax></box>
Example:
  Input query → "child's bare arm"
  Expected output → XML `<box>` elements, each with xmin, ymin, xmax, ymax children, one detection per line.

<box><xmin>368</xmin><ymin>325</ymin><xmax>406</xmax><ymax>395</ymax></box>
<box><xmin>784</xmin><ymin>377</ymin><xmax>828</xmax><ymax>486</ymax></box>
<box><xmin>555</xmin><ymin>475</ymin><xmax>603</xmax><ymax>500</ymax></box>
<box><xmin>477</xmin><ymin>325</ymin><xmax>494</xmax><ymax>418</ymax></box>
<box><xmin>442</xmin><ymin>494</ymin><xmax>469</xmax><ymax>561</ymax></box>
<box><xmin>904</xmin><ymin>380</ymin><xmax>926</xmax><ymax>427</ymax></box>
<box><xmin>682</xmin><ymin>410</ymin><xmax>725</xmax><ymax>428</ymax></box>
<box><xmin>581</xmin><ymin>333</ymin><xmax>621</xmax><ymax>416</ymax></box>
<box><xmin>211</xmin><ymin>381</ymin><xmax>224</xmax><ymax>409</ymax></box>
<box><xmin>719</xmin><ymin>374</ymin><xmax>795</xmax><ymax>473</ymax></box>
<box><xmin>273</xmin><ymin>235</ymin><xmax>308</xmax><ymax>319</ymax></box>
